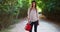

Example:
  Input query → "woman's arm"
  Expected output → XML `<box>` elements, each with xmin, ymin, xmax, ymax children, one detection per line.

<box><xmin>36</xmin><ymin>10</ymin><xmax>39</xmax><ymax>20</ymax></box>
<box><xmin>36</xmin><ymin>10</ymin><xmax>39</xmax><ymax>25</ymax></box>
<box><xmin>27</xmin><ymin>8</ymin><xmax>30</xmax><ymax>22</ymax></box>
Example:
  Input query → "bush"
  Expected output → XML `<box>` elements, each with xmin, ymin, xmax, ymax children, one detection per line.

<box><xmin>0</xmin><ymin>0</ymin><xmax>20</xmax><ymax>30</ymax></box>
<box><xmin>42</xmin><ymin>0</ymin><xmax>60</xmax><ymax>22</ymax></box>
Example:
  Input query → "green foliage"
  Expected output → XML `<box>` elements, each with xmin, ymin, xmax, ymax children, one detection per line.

<box><xmin>0</xmin><ymin>0</ymin><xmax>30</xmax><ymax>30</ymax></box>
<box><xmin>41</xmin><ymin>0</ymin><xmax>60</xmax><ymax>21</ymax></box>
<box><xmin>0</xmin><ymin>0</ymin><xmax>20</xmax><ymax>30</ymax></box>
<box><xmin>18</xmin><ymin>0</ymin><xmax>29</xmax><ymax>18</ymax></box>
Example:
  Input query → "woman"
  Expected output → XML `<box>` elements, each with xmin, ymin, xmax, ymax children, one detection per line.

<box><xmin>27</xmin><ymin>1</ymin><xmax>39</xmax><ymax>32</ymax></box>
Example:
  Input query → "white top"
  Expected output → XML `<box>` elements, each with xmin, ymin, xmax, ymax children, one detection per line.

<box><xmin>27</xmin><ymin>8</ymin><xmax>39</xmax><ymax>22</ymax></box>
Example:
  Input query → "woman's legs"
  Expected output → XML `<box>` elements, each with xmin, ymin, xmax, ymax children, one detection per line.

<box><xmin>29</xmin><ymin>21</ymin><xmax>38</xmax><ymax>32</ymax></box>
<box><xmin>34</xmin><ymin>21</ymin><xmax>38</xmax><ymax>32</ymax></box>
<box><xmin>34</xmin><ymin>23</ymin><xmax>37</xmax><ymax>32</ymax></box>
<box><xmin>29</xmin><ymin>22</ymin><xmax>33</xmax><ymax>32</ymax></box>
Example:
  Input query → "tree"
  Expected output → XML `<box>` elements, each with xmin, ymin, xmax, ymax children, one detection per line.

<box><xmin>41</xmin><ymin>0</ymin><xmax>60</xmax><ymax>22</ymax></box>
<box><xmin>0</xmin><ymin>0</ymin><xmax>20</xmax><ymax>30</ymax></box>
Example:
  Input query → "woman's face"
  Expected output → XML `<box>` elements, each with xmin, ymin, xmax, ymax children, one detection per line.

<box><xmin>32</xmin><ymin>2</ymin><xmax>36</xmax><ymax>7</ymax></box>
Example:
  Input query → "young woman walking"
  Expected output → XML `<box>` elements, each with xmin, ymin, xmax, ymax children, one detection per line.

<box><xmin>27</xmin><ymin>1</ymin><xmax>39</xmax><ymax>32</ymax></box>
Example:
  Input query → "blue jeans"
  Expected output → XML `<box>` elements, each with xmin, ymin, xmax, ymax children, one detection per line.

<box><xmin>29</xmin><ymin>20</ymin><xmax>38</xmax><ymax>32</ymax></box>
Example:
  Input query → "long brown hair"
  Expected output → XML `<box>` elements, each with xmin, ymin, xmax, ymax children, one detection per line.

<box><xmin>30</xmin><ymin>1</ymin><xmax>37</xmax><ymax>12</ymax></box>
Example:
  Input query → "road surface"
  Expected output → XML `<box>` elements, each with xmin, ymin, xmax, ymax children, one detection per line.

<box><xmin>10</xmin><ymin>14</ymin><xmax>60</xmax><ymax>32</ymax></box>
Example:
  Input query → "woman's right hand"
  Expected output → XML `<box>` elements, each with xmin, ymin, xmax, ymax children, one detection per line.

<box><xmin>28</xmin><ymin>18</ymin><xmax>30</xmax><ymax>23</ymax></box>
